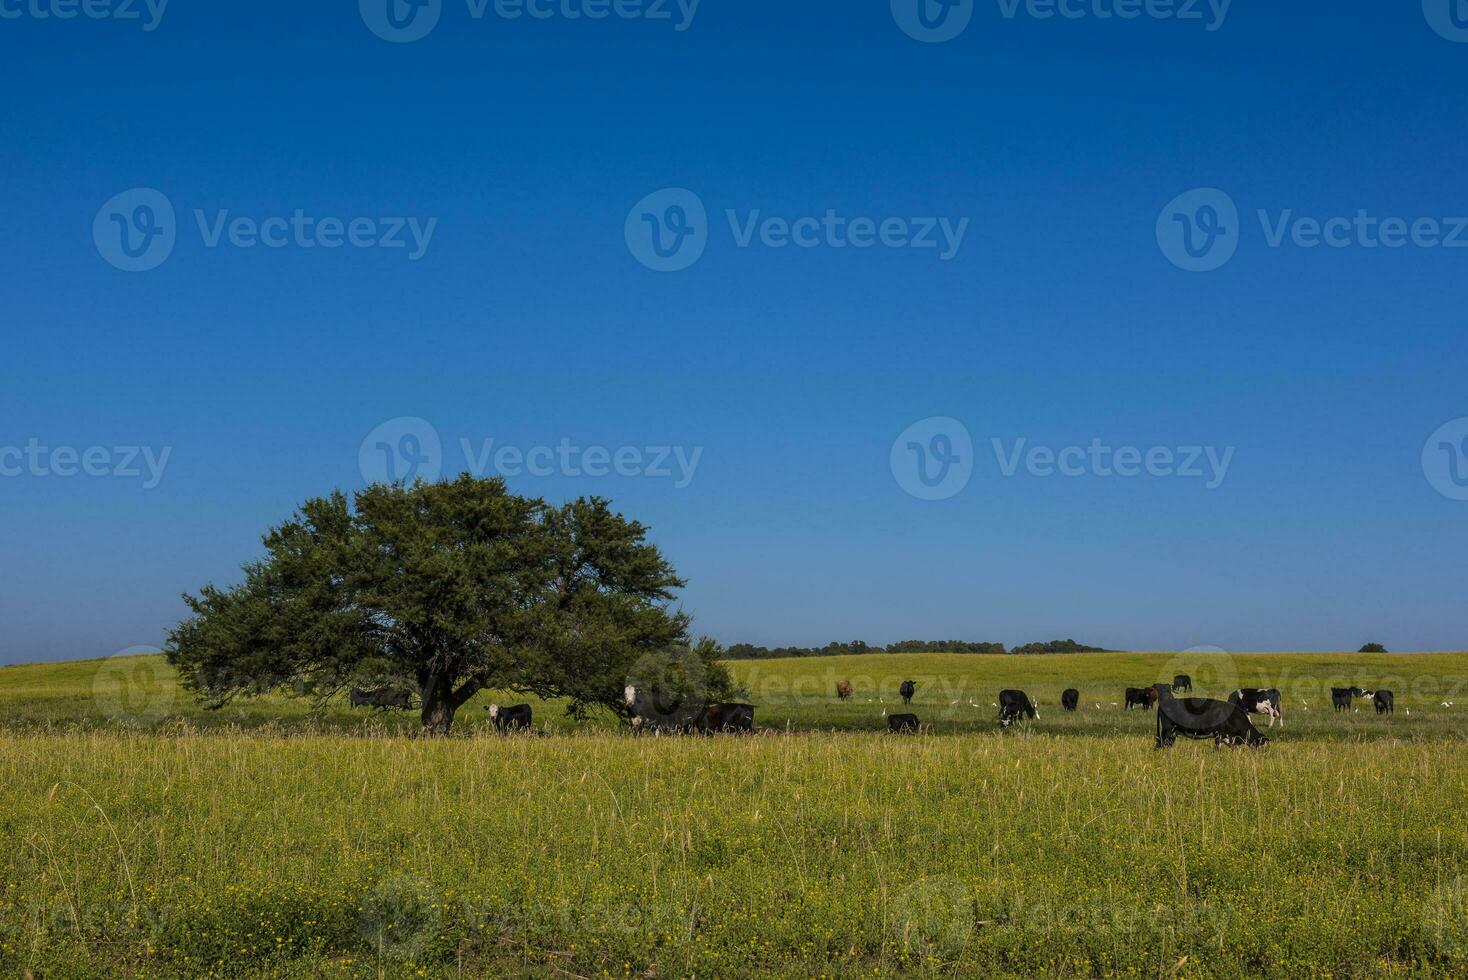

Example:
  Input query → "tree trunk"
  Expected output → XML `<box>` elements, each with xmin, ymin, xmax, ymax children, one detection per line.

<box><xmin>419</xmin><ymin>672</ymin><xmax>457</xmax><ymax>734</ymax></box>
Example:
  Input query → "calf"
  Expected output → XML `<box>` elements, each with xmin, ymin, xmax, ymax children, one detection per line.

<box><xmin>887</xmin><ymin>712</ymin><xmax>919</xmax><ymax>733</ymax></box>
<box><xmin>1061</xmin><ymin>688</ymin><xmax>1079</xmax><ymax>712</ymax></box>
<box><xmin>1331</xmin><ymin>687</ymin><xmax>1365</xmax><ymax>712</ymax></box>
<box><xmin>348</xmin><ymin>686</ymin><xmax>413</xmax><ymax>710</ymax></box>
<box><xmin>1372</xmin><ymin>689</ymin><xmax>1394</xmax><ymax>714</ymax></box>
<box><xmin>486</xmin><ymin>703</ymin><xmax>532</xmax><ymax>732</ymax></box>
<box><xmin>1124</xmin><ymin>687</ymin><xmax>1155</xmax><ymax>710</ymax></box>
<box><xmin>997</xmin><ymin>690</ymin><xmax>1037</xmax><ymax>727</ymax></box>
<box><xmin>1228</xmin><ymin>688</ymin><xmax>1283</xmax><ymax>728</ymax></box>
<box><xmin>836</xmin><ymin>680</ymin><xmax>853</xmax><ymax>701</ymax></box>
<box><xmin>1172</xmin><ymin>674</ymin><xmax>1193</xmax><ymax>693</ymax></box>
<box><xmin>693</xmin><ymin>703</ymin><xmax>756</xmax><ymax>734</ymax></box>
<box><xmin>900</xmin><ymin>680</ymin><xmax>917</xmax><ymax>705</ymax></box>
<box><xmin>1155</xmin><ymin>688</ymin><xmax>1268</xmax><ymax>749</ymax></box>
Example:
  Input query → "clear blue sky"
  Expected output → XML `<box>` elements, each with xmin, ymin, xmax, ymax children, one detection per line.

<box><xmin>2</xmin><ymin>1</ymin><xmax>1466</xmax><ymax>663</ymax></box>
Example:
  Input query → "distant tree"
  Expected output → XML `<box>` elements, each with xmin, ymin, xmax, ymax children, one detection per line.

<box><xmin>1011</xmin><ymin>639</ymin><xmax>1111</xmax><ymax>655</ymax></box>
<box><xmin>1359</xmin><ymin>643</ymin><xmax>1388</xmax><ymax>654</ymax></box>
<box><xmin>167</xmin><ymin>477</ymin><xmax>704</xmax><ymax>732</ymax></box>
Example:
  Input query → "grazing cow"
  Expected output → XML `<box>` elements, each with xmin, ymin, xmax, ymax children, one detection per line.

<box><xmin>624</xmin><ymin>685</ymin><xmax>701</xmax><ymax>733</ymax></box>
<box><xmin>348</xmin><ymin>686</ymin><xmax>413</xmax><ymax>710</ymax></box>
<box><xmin>997</xmin><ymin>690</ymin><xmax>1037</xmax><ymax>727</ymax></box>
<box><xmin>1124</xmin><ymin>687</ymin><xmax>1156</xmax><ymax>711</ymax></box>
<box><xmin>1061</xmin><ymin>688</ymin><xmax>1080</xmax><ymax>712</ymax></box>
<box><xmin>900</xmin><ymin>680</ymin><xmax>917</xmax><ymax>705</ymax></box>
<box><xmin>1331</xmin><ymin>687</ymin><xmax>1365</xmax><ymax>712</ymax></box>
<box><xmin>486</xmin><ymin>703</ymin><xmax>532</xmax><ymax>732</ymax></box>
<box><xmin>1154</xmin><ymin>688</ymin><xmax>1268</xmax><ymax>749</ymax></box>
<box><xmin>1372</xmin><ymin>690</ymin><xmax>1394</xmax><ymax>714</ymax></box>
<box><xmin>1172</xmin><ymin>674</ymin><xmax>1193</xmax><ymax>693</ymax></box>
<box><xmin>1228</xmin><ymin>688</ymin><xmax>1283</xmax><ymax>728</ymax></box>
<box><xmin>836</xmin><ymin>680</ymin><xmax>853</xmax><ymax>701</ymax></box>
<box><xmin>693</xmin><ymin>703</ymin><xmax>756</xmax><ymax>734</ymax></box>
<box><xmin>887</xmin><ymin>712</ymin><xmax>919</xmax><ymax>733</ymax></box>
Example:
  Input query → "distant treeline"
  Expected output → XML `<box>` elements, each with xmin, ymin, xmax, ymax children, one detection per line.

<box><xmin>724</xmin><ymin>638</ymin><xmax>1110</xmax><ymax>659</ymax></box>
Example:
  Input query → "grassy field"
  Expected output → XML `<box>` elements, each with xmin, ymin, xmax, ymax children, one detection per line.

<box><xmin>3</xmin><ymin>651</ymin><xmax>1468</xmax><ymax>977</ymax></box>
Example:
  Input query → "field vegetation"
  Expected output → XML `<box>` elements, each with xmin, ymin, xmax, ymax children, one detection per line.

<box><xmin>2</xmin><ymin>650</ymin><xmax>1468</xmax><ymax>977</ymax></box>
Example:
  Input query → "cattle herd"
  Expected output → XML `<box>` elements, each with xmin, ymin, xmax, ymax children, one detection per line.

<box><xmin>343</xmin><ymin>674</ymin><xmax>1403</xmax><ymax>746</ymax></box>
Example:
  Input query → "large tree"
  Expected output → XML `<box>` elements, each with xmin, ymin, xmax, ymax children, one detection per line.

<box><xmin>166</xmin><ymin>476</ymin><xmax>710</xmax><ymax>732</ymax></box>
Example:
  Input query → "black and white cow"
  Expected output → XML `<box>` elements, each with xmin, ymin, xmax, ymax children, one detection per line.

<box><xmin>1172</xmin><ymin>674</ymin><xmax>1193</xmax><ymax>693</ymax></box>
<box><xmin>1331</xmin><ymin>687</ymin><xmax>1365</xmax><ymax>712</ymax></box>
<box><xmin>1061</xmin><ymin>688</ymin><xmax>1080</xmax><ymax>712</ymax></box>
<box><xmin>1228</xmin><ymin>688</ymin><xmax>1283</xmax><ymax>728</ymax></box>
<box><xmin>887</xmin><ymin>712</ymin><xmax>919</xmax><ymax>733</ymax></box>
<box><xmin>998</xmin><ymin>690</ymin><xmax>1037</xmax><ymax>727</ymax></box>
<box><xmin>900</xmin><ymin>680</ymin><xmax>917</xmax><ymax>705</ymax></box>
<box><xmin>1371</xmin><ymin>689</ymin><xmax>1394</xmax><ymax>714</ymax></box>
<box><xmin>486</xmin><ymin>703</ymin><xmax>532</xmax><ymax>732</ymax></box>
<box><xmin>624</xmin><ymin>684</ymin><xmax>700</xmax><ymax>733</ymax></box>
<box><xmin>348</xmin><ymin>686</ymin><xmax>413</xmax><ymax>710</ymax></box>
<box><xmin>1155</xmin><ymin>688</ymin><xmax>1268</xmax><ymax>749</ymax></box>
<box><xmin>1124</xmin><ymin>687</ymin><xmax>1156</xmax><ymax>710</ymax></box>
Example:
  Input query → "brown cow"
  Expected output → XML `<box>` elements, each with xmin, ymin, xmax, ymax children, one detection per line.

<box><xmin>836</xmin><ymin>680</ymin><xmax>853</xmax><ymax>700</ymax></box>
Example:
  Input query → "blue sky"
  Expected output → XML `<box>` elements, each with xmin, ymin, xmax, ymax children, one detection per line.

<box><xmin>2</xmin><ymin>0</ymin><xmax>1466</xmax><ymax>663</ymax></box>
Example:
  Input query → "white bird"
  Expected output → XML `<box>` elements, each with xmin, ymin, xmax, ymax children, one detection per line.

<box><xmin>1406</xmin><ymin>708</ymin><xmax>1411</xmax><ymax>715</ymax></box>
<box><xmin>950</xmin><ymin>700</ymin><xmax>959</xmax><ymax>705</ymax></box>
<box><xmin>1442</xmin><ymin>701</ymin><xmax>1454</xmax><ymax>708</ymax></box>
<box><xmin>990</xmin><ymin>702</ymin><xmax>997</xmax><ymax>708</ymax></box>
<box><xmin>1094</xmin><ymin>703</ymin><xmax>1101</xmax><ymax>709</ymax></box>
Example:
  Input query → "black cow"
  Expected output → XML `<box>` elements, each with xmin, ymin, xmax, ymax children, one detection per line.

<box><xmin>1228</xmin><ymin>688</ymin><xmax>1283</xmax><ymax>728</ymax></box>
<box><xmin>1172</xmin><ymin>674</ymin><xmax>1193</xmax><ymax>693</ymax></box>
<box><xmin>348</xmin><ymin>686</ymin><xmax>413</xmax><ymax>710</ymax></box>
<box><xmin>1372</xmin><ymin>689</ymin><xmax>1394</xmax><ymax>714</ymax></box>
<box><xmin>1331</xmin><ymin>687</ymin><xmax>1365</xmax><ymax>712</ymax></box>
<box><xmin>487</xmin><ymin>703</ymin><xmax>532</xmax><ymax>732</ymax></box>
<box><xmin>1155</xmin><ymin>688</ymin><xmax>1268</xmax><ymax>749</ymax></box>
<box><xmin>900</xmin><ymin>680</ymin><xmax>917</xmax><ymax>705</ymax></box>
<box><xmin>1124</xmin><ymin>687</ymin><xmax>1156</xmax><ymax>710</ymax></box>
<box><xmin>1061</xmin><ymin>688</ymin><xmax>1079</xmax><ymax>712</ymax></box>
<box><xmin>998</xmin><ymin>690</ymin><xmax>1037</xmax><ymax>727</ymax></box>
<box><xmin>887</xmin><ymin>712</ymin><xmax>919</xmax><ymax>733</ymax></box>
<box><xmin>693</xmin><ymin>703</ymin><xmax>756</xmax><ymax>734</ymax></box>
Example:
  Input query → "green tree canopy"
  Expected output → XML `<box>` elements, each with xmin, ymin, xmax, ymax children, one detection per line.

<box><xmin>166</xmin><ymin>476</ymin><xmax>718</xmax><ymax>732</ymax></box>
